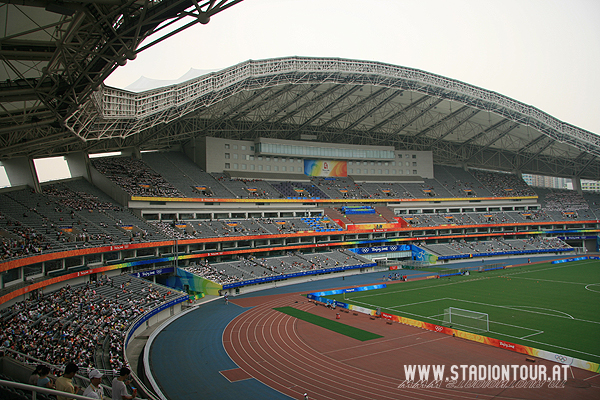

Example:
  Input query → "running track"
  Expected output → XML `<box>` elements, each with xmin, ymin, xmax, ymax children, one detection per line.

<box><xmin>149</xmin><ymin>266</ymin><xmax>600</xmax><ymax>400</ymax></box>
<box><xmin>223</xmin><ymin>293</ymin><xmax>600</xmax><ymax>400</ymax></box>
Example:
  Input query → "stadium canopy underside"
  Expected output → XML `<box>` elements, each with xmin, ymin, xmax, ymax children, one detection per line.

<box><xmin>1</xmin><ymin>1</ymin><xmax>599</xmax><ymax>181</ymax></box>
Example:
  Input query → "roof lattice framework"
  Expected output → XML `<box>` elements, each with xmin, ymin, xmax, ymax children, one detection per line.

<box><xmin>1</xmin><ymin>1</ymin><xmax>598</xmax><ymax>181</ymax></box>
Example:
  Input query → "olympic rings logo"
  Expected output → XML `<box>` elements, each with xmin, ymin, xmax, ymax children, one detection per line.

<box><xmin>555</xmin><ymin>355</ymin><xmax>568</xmax><ymax>363</ymax></box>
<box><xmin>435</xmin><ymin>326</ymin><xmax>443</xmax><ymax>332</ymax></box>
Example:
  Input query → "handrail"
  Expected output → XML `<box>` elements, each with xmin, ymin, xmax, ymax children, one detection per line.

<box><xmin>0</xmin><ymin>379</ymin><xmax>104</xmax><ymax>400</ymax></box>
<box><xmin>0</xmin><ymin>347</ymin><xmax>113</xmax><ymax>394</ymax></box>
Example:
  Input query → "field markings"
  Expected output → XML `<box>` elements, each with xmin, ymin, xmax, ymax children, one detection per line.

<box><xmin>500</xmin><ymin>262</ymin><xmax>594</xmax><ymax>278</ymax></box>
<box><xmin>584</xmin><ymin>283</ymin><xmax>600</xmax><ymax>293</ymax></box>
<box><xmin>349</xmin><ymin>276</ymin><xmax>500</xmax><ymax>299</ymax></box>
<box><xmin>501</xmin><ymin>275</ymin><xmax>594</xmax><ymax>287</ymax></box>
<box><xmin>519</xmin><ymin>330</ymin><xmax>545</xmax><ymax>339</ymax></box>
<box><xmin>346</xmin><ymin>295</ymin><xmax>600</xmax><ymax>360</ymax></box>
<box><xmin>505</xmin><ymin>306</ymin><xmax>574</xmax><ymax>319</ymax></box>
<box><xmin>349</xmin><ymin>261</ymin><xmax>594</xmax><ymax>301</ymax></box>
<box><xmin>497</xmin><ymin>333</ymin><xmax>600</xmax><ymax>359</ymax></box>
<box><xmin>445</xmin><ymin>297</ymin><xmax>600</xmax><ymax>325</ymax></box>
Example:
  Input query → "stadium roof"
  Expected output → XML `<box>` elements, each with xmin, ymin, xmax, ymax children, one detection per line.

<box><xmin>1</xmin><ymin>2</ymin><xmax>598</xmax><ymax>180</ymax></box>
<box><xmin>0</xmin><ymin>0</ymin><xmax>242</xmax><ymax>158</ymax></box>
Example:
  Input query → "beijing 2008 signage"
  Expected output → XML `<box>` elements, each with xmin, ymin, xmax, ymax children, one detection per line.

<box><xmin>351</xmin><ymin>244</ymin><xmax>411</xmax><ymax>254</ymax></box>
<box><xmin>304</xmin><ymin>159</ymin><xmax>347</xmax><ymax>177</ymax></box>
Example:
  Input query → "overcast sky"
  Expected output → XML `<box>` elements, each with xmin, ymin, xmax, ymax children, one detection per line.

<box><xmin>105</xmin><ymin>0</ymin><xmax>600</xmax><ymax>135</ymax></box>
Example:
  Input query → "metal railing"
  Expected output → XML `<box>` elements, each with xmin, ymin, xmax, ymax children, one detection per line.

<box><xmin>0</xmin><ymin>379</ymin><xmax>101</xmax><ymax>400</ymax></box>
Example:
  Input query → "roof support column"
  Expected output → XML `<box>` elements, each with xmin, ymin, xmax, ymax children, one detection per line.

<box><xmin>572</xmin><ymin>176</ymin><xmax>582</xmax><ymax>194</ymax></box>
<box><xmin>2</xmin><ymin>157</ymin><xmax>41</xmax><ymax>193</ymax></box>
<box><xmin>65</xmin><ymin>152</ymin><xmax>91</xmax><ymax>182</ymax></box>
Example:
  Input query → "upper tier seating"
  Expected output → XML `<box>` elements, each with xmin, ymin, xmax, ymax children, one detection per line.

<box><xmin>92</xmin><ymin>156</ymin><xmax>184</xmax><ymax>198</ymax></box>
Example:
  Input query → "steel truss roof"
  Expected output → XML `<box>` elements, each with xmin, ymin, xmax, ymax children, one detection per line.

<box><xmin>1</xmin><ymin>41</ymin><xmax>598</xmax><ymax>180</ymax></box>
<box><xmin>0</xmin><ymin>0</ymin><xmax>243</xmax><ymax>157</ymax></box>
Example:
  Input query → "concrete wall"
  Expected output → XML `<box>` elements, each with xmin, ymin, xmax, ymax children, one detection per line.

<box><xmin>65</xmin><ymin>152</ymin><xmax>91</xmax><ymax>181</ymax></box>
<box><xmin>89</xmin><ymin>164</ymin><xmax>131</xmax><ymax>206</ymax></box>
<box><xmin>3</xmin><ymin>157</ymin><xmax>40</xmax><ymax>191</ymax></box>
<box><xmin>202</xmin><ymin>136</ymin><xmax>434</xmax><ymax>178</ymax></box>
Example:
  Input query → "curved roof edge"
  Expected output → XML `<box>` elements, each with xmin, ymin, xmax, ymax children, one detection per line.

<box><xmin>66</xmin><ymin>56</ymin><xmax>599</xmax><ymax>157</ymax></box>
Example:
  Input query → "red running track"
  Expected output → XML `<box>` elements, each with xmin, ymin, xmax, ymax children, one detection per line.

<box><xmin>223</xmin><ymin>293</ymin><xmax>600</xmax><ymax>400</ymax></box>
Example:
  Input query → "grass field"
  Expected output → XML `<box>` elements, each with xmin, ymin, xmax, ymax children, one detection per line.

<box><xmin>274</xmin><ymin>307</ymin><xmax>382</xmax><ymax>341</ymax></box>
<box><xmin>329</xmin><ymin>259</ymin><xmax>600</xmax><ymax>364</ymax></box>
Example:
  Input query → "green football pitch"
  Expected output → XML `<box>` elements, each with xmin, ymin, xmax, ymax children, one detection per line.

<box><xmin>329</xmin><ymin>259</ymin><xmax>600</xmax><ymax>365</ymax></box>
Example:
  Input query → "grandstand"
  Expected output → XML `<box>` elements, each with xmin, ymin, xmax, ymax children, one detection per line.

<box><xmin>0</xmin><ymin>19</ymin><xmax>599</xmax><ymax>397</ymax></box>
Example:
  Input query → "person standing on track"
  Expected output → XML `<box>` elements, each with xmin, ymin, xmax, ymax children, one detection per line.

<box><xmin>224</xmin><ymin>292</ymin><xmax>229</xmax><ymax>305</ymax></box>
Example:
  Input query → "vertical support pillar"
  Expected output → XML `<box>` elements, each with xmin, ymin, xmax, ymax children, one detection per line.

<box><xmin>65</xmin><ymin>152</ymin><xmax>92</xmax><ymax>182</ymax></box>
<box><xmin>572</xmin><ymin>176</ymin><xmax>582</xmax><ymax>194</ymax></box>
<box><xmin>3</xmin><ymin>157</ymin><xmax>41</xmax><ymax>192</ymax></box>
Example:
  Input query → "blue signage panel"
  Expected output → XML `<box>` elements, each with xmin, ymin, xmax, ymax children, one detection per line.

<box><xmin>351</xmin><ymin>244</ymin><xmax>411</xmax><ymax>254</ymax></box>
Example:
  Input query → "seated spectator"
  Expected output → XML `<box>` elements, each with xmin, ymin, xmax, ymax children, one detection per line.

<box><xmin>37</xmin><ymin>365</ymin><xmax>54</xmax><ymax>389</ymax></box>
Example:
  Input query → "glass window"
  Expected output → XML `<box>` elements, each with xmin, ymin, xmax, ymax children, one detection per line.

<box><xmin>233</xmin><ymin>154</ymin><xmax>238</xmax><ymax>159</ymax></box>
<box><xmin>225</xmin><ymin>144</ymin><xmax>230</xmax><ymax>149</ymax></box>
<box><xmin>385</xmin><ymin>169</ymin><xmax>389</xmax><ymax>174</ymax></box>
<box><xmin>282</xmin><ymin>166</ymin><xmax>286</xmax><ymax>172</ymax></box>
<box><xmin>250</xmin><ymin>164</ymin><xmax>255</xmax><ymax>170</ymax></box>
<box><xmin>258</xmin><ymin>165</ymin><xmax>263</xmax><ymax>171</ymax></box>
<box><xmin>250</xmin><ymin>146</ymin><xmax>255</xmax><ymax>151</ymax></box>
<box><xmin>371</xmin><ymin>169</ymin><xmax>375</xmax><ymax>174</ymax></box>
<box><xmin>289</xmin><ymin>166</ymin><xmax>294</xmax><ymax>172</ymax></box>
<box><xmin>392</xmin><ymin>169</ymin><xmax>396</xmax><ymax>174</ymax></box>
<box><xmin>399</xmin><ymin>169</ymin><xmax>403</xmax><ymax>174</ymax></box>
<box><xmin>258</xmin><ymin>156</ymin><xmax>263</xmax><ymax>161</ymax></box>
<box><xmin>241</xmin><ymin>145</ymin><xmax>246</xmax><ymax>150</ymax></box>
<box><xmin>225</xmin><ymin>153</ymin><xmax>230</xmax><ymax>159</ymax></box>
<box><xmin>274</xmin><ymin>166</ymin><xmax>279</xmax><ymax>171</ymax></box>
<box><xmin>225</xmin><ymin>163</ymin><xmax>230</xmax><ymax>169</ymax></box>
<box><xmin>406</xmin><ymin>162</ymin><xmax>410</xmax><ymax>167</ymax></box>
<box><xmin>266</xmin><ymin>156</ymin><xmax>270</xmax><ymax>162</ymax></box>
<box><xmin>413</xmin><ymin>162</ymin><xmax>417</xmax><ymax>166</ymax></box>
<box><xmin>364</xmin><ymin>169</ymin><xmax>368</xmax><ymax>174</ymax></box>
<box><xmin>266</xmin><ymin>165</ymin><xmax>271</xmax><ymax>171</ymax></box>
<box><xmin>233</xmin><ymin>163</ymin><xmax>238</xmax><ymax>169</ymax></box>
<box><xmin>398</xmin><ymin>154</ymin><xmax>402</xmax><ymax>159</ymax></box>
<box><xmin>378</xmin><ymin>169</ymin><xmax>382</xmax><ymax>174</ymax></box>
<box><xmin>413</xmin><ymin>170</ymin><xmax>417</xmax><ymax>174</ymax></box>
<box><xmin>233</xmin><ymin>145</ymin><xmax>238</xmax><ymax>150</ymax></box>
<box><xmin>242</xmin><ymin>164</ymin><xmax>247</xmax><ymax>170</ymax></box>
<box><xmin>250</xmin><ymin>155</ymin><xmax>254</xmax><ymax>160</ymax></box>
<box><xmin>349</xmin><ymin>168</ymin><xmax>353</xmax><ymax>174</ymax></box>
<box><xmin>412</xmin><ymin>154</ymin><xmax>417</xmax><ymax>159</ymax></box>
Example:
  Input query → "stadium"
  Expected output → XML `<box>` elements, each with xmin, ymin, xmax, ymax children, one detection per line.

<box><xmin>0</xmin><ymin>1</ymin><xmax>599</xmax><ymax>400</ymax></box>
